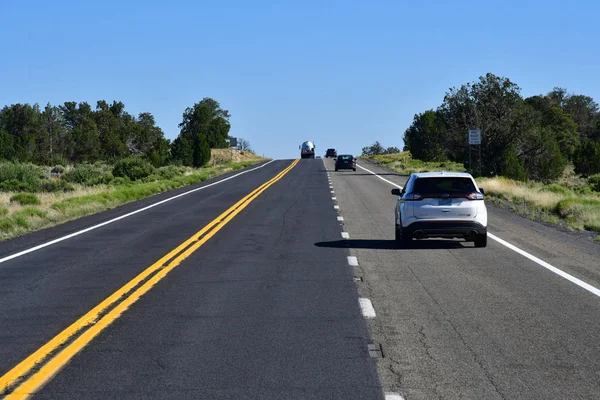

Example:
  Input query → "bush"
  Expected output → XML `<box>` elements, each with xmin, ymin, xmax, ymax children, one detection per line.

<box><xmin>0</xmin><ymin>179</ymin><xmax>35</xmax><ymax>192</ymax></box>
<box><xmin>112</xmin><ymin>158</ymin><xmax>155</xmax><ymax>181</ymax></box>
<box><xmin>110</xmin><ymin>176</ymin><xmax>132</xmax><ymax>186</ymax></box>
<box><xmin>40</xmin><ymin>180</ymin><xmax>75</xmax><ymax>193</ymax></box>
<box><xmin>0</xmin><ymin>162</ymin><xmax>44</xmax><ymax>190</ymax></box>
<box><xmin>10</xmin><ymin>193</ymin><xmax>41</xmax><ymax>205</ymax></box>
<box><xmin>156</xmin><ymin>165</ymin><xmax>186</xmax><ymax>180</ymax></box>
<box><xmin>588</xmin><ymin>174</ymin><xmax>600</xmax><ymax>193</ymax></box>
<box><xmin>62</xmin><ymin>164</ymin><xmax>106</xmax><ymax>185</ymax></box>
<box><xmin>0</xmin><ymin>207</ymin><xmax>7</xmax><ymax>216</ymax></box>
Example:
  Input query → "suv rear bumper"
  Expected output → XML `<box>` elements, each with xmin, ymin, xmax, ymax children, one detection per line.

<box><xmin>403</xmin><ymin>221</ymin><xmax>487</xmax><ymax>239</ymax></box>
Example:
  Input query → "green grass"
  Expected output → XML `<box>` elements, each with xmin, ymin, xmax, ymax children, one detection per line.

<box><xmin>361</xmin><ymin>152</ymin><xmax>466</xmax><ymax>175</ymax></box>
<box><xmin>0</xmin><ymin>159</ymin><xmax>266</xmax><ymax>242</ymax></box>
<box><xmin>10</xmin><ymin>193</ymin><xmax>41</xmax><ymax>205</ymax></box>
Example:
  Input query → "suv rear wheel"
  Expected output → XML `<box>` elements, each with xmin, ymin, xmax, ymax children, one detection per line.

<box><xmin>395</xmin><ymin>225</ymin><xmax>412</xmax><ymax>248</ymax></box>
<box><xmin>474</xmin><ymin>233</ymin><xmax>487</xmax><ymax>248</ymax></box>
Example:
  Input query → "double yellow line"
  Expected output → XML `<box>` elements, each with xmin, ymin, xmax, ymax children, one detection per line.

<box><xmin>0</xmin><ymin>159</ymin><xmax>299</xmax><ymax>399</ymax></box>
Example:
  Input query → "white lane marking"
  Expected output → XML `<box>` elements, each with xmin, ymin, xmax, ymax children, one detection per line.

<box><xmin>334</xmin><ymin>205</ymin><xmax>340</xmax><ymax>210</ymax></box>
<box><xmin>385</xmin><ymin>393</ymin><xmax>405</xmax><ymax>400</ymax></box>
<box><xmin>330</xmin><ymin>190</ymin><xmax>335</xmax><ymax>193</ymax></box>
<box><xmin>341</xmin><ymin>232</ymin><xmax>350</xmax><ymax>239</ymax></box>
<box><xmin>357</xmin><ymin>162</ymin><xmax>600</xmax><ymax>299</ymax></box>
<box><xmin>347</xmin><ymin>256</ymin><xmax>358</xmax><ymax>266</ymax></box>
<box><xmin>337</xmin><ymin>216</ymin><xmax>344</xmax><ymax>221</ymax></box>
<box><xmin>356</xmin><ymin>163</ymin><xmax>403</xmax><ymax>189</ymax></box>
<box><xmin>0</xmin><ymin>160</ymin><xmax>278</xmax><ymax>265</ymax></box>
<box><xmin>489</xmin><ymin>233</ymin><xmax>600</xmax><ymax>297</ymax></box>
<box><xmin>332</xmin><ymin>197</ymin><xmax>337</xmax><ymax>200</ymax></box>
<box><xmin>359</xmin><ymin>298</ymin><xmax>376</xmax><ymax>318</ymax></box>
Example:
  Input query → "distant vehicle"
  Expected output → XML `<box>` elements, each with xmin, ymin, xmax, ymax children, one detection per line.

<box><xmin>335</xmin><ymin>154</ymin><xmax>356</xmax><ymax>171</ymax></box>
<box><xmin>299</xmin><ymin>141</ymin><xmax>315</xmax><ymax>159</ymax></box>
<box><xmin>392</xmin><ymin>172</ymin><xmax>487</xmax><ymax>248</ymax></box>
<box><xmin>325</xmin><ymin>148</ymin><xmax>337</xmax><ymax>158</ymax></box>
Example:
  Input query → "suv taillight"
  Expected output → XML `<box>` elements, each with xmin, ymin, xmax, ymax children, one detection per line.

<box><xmin>465</xmin><ymin>192</ymin><xmax>484</xmax><ymax>200</ymax></box>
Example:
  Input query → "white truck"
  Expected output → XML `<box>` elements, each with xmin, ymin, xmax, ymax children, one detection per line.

<box><xmin>299</xmin><ymin>141</ymin><xmax>316</xmax><ymax>159</ymax></box>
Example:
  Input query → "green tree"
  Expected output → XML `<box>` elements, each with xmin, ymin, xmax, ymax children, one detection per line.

<box><xmin>41</xmin><ymin>104</ymin><xmax>67</xmax><ymax>164</ymax></box>
<box><xmin>438</xmin><ymin>73</ymin><xmax>528</xmax><ymax>176</ymax></box>
<box><xmin>0</xmin><ymin>104</ymin><xmax>41</xmax><ymax>162</ymax></box>
<box><xmin>171</xmin><ymin>136</ymin><xmax>193</xmax><ymax>166</ymax></box>
<box><xmin>403</xmin><ymin>110</ymin><xmax>446</xmax><ymax>161</ymax></box>
<box><xmin>94</xmin><ymin>100</ymin><xmax>127</xmax><ymax>159</ymax></box>
<box><xmin>524</xmin><ymin>96</ymin><xmax>579</xmax><ymax>159</ymax></box>
<box><xmin>362</xmin><ymin>141</ymin><xmax>385</xmax><ymax>156</ymax></box>
<box><xmin>60</xmin><ymin>102</ymin><xmax>100</xmax><ymax>162</ymax></box>
<box><xmin>0</xmin><ymin>129</ymin><xmax>14</xmax><ymax>160</ymax></box>
<box><xmin>193</xmin><ymin>133</ymin><xmax>211</xmax><ymax>167</ymax></box>
<box><xmin>573</xmin><ymin>140</ymin><xmax>600</xmax><ymax>176</ymax></box>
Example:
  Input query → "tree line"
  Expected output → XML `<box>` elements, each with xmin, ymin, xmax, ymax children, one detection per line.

<box><xmin>0</xmin><ymin>97</ymin><xmax>238</xmax><ymax>168</ymax></box>
<box><xmin>402</xmin><ymin>73</ymin><xmax>600</xmax><ymax>181</ymax></box>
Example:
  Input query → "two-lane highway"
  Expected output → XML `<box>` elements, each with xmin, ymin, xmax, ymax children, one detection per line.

<box><xmin>2</xmin><ymin>156</ymin><xmax>600</xmax><ymax>399</ymax></box>
<box><xmin>325</xmin><ymin>158</ymin><xmax>600</xmax><ymax>399</ymax></box>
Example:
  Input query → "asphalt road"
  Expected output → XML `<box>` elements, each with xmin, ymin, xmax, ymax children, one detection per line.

<box><xmin>0</xmin><ymin>159</ymin><xmax>382</xmax><ymax>399</ymax></box>
<box><xmin>325</xmin><ymin>158</ymin><xmax>600</xmax><ymax>400</ymax></box>
<box><xmin>1</xmin><ymin>157</ymin><xmax>600</xmax><ymax>399</ymax></box>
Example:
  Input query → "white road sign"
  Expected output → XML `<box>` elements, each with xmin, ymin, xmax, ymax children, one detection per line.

<box><xmin>468</xmin><ymin>130</ymin><xmax>481</xmax><ymax>145</ymax></box>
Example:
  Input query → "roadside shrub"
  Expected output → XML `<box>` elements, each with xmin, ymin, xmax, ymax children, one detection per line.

<box><xmin>0</xmin><ymin>207</ymin><xmax>8</xmax><ymax>216</ymax></box>
<box><xmin>0</xmin><ymin>179</ymin><xmax>34</xmax><ymax>192</ymax></box>
<box><xmin>62</xmin><ymin>164</ymin><xmax>106</xmax><ymax>185</ymax></box>
<box><xmin>588</xmin><ymin>174</ymin><xmax>600</xmax><ymax>192</ymax></box>
<box><xmin>40</xmin><ymin>180</ymin><xmax>75</xmax><ymax>193</ymax></box>
<box><xmin>156</xmin><ymin>165</ymin><xmax>186</xmax><ymax>180</ymax></box>
<box><xmin>0</xmin><ymin>162</ymin><xmax>44</xmax><ymax>190</ymax></box>
<box><xmin>10</xmin><ymin>193</ymin><xmax>41</xmax><ymax>205</ymax></box>
<box><xmin>112</xmin><ymin>158</ymin><xmax>155</xmax><ymax>181</ymax></box>
<box><xmin>110</xmin><ymin>176</ymin><xmax>132</xmax><ymax>186</ymax></box>
<box><xmin>0</xmin><ymin>218</ymin><xmax>15</xmax><ymax>232</ymax></box>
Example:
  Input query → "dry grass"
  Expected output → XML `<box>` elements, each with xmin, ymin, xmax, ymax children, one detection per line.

<box><xmin>478</xmin><ymin>177</ymin><xmax>568</xmax><ymax>211</ymax></box>
<box><xmin>477</xmin><ymin>176</ymin><xmax>600</xmax><ymax>233</ymax></box>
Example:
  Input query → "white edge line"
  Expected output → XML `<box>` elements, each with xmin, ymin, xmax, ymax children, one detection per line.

<box><xmin>357</xmin><ymin>162</ymin><xmax>600</xmax><ymax>299</ymax></box>
<box><xmin>356</xmin><ymin>163</ymin><xmax>403</xmax><ymax>189</ymax></box>
<box><xmin>347</xmin><ymin>256</ymin><xmax>358</xmax><ymax>266</ymax></box>
<box><xmin>0</xmin><ymin>160</ymin><xmax>277</xmax><ymax>264</ymax></box>
<box><xmin>358</xmin><ymin>298</ymin><xmax>376</xmax><ymax>318</ymax></box>
<box><xmin>385</xmin><ymin>393</ymin><xmax>405</xmax><ymax>400</ymax></box>
<box><xmin>488</xmin><ymin>233</ymin><xmax>600</xmax><ymax>297</ymax></box>
<box><xmin>341</xmin><ymin>232</ymin><xmax>350</xmax><ymax>239</ymax></box>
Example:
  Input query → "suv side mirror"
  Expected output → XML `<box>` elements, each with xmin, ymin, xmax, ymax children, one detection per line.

<box><xmin>479</xmin><ymin>188</ymin><xmax>485</xmax><ymax>196</ymax></box>
<box><xmin>391</xmin><ymin>188</ymin><xmax>401</xmax><ymax>196</ymax></box>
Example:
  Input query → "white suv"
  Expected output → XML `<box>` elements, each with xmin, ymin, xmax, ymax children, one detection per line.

<box><xmin>392</xmin><ymin>172</ymin><xmax>488</xmax><ymax>247</ymax></box>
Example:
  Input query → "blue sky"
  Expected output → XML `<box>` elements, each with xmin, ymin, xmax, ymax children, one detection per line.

<box><xmin>1</xmin><ymin>0</ymin><xmax>599</xmax><ymax>159</ymax></box>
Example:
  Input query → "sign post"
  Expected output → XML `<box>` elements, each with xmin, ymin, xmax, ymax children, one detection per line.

<box><xmin>468</xmin><ymin>130</ymin><xmax>482</xmax><ymax>176</ymax></box>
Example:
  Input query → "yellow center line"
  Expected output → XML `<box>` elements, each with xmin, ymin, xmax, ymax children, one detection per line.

<box><xmin>1</xmin><ymin>159</ymin><xmax>299</xmax><ymax>399</ymax></box>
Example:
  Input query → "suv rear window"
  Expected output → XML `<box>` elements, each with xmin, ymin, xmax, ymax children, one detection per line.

<box><xmin>338</xmin><ymin>155</ymin><xmax>353</xmax><ymax>160</ymax></box>
<box><xmin>412</xmin><ymin>177</ymin><xmax>476</xmax><ymax>194</ymax></box>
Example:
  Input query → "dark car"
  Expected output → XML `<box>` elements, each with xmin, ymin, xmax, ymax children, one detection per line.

<box><xmin>335</xmin><ymin>154</ymin><xmax>356</xmax><ymax>171</ymax></box>
<box><xmin>325</xmin><ymin>148</ymin><xmax>337</xmax><ymax>158</ymax></box>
